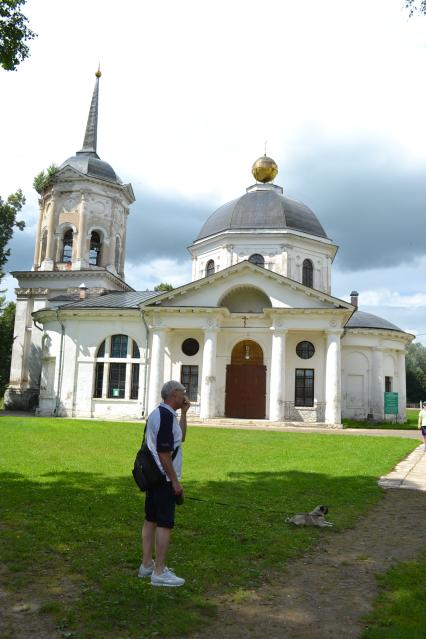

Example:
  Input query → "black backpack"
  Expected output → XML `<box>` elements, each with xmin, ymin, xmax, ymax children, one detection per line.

<box><xmin>132</xmin><ymin>424</ymin><xmax>179</xmax><ymax>492</ymax></box>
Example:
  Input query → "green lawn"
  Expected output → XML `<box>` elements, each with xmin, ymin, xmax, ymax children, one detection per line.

<box><xmin>343</xmin><ymin>407</ymin><xmax>420</xmax><ymax>429</ymax></box>
<box><xmin>0</xmin><ymin>416</ymin><xmax>418</xmax><ymax>638</ymax></box>
<box><xmin>361</xmin><ymin>556</ymin><xmax>426</xmax><ymax>639</ymax></box>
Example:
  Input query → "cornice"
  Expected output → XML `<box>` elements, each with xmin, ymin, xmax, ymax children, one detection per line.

<box><xmin>343</xmin><ymin>327</ymin><xmax>414</xmax><ymax>342</ymax></box>
<box><xmin>11</xmin><ymin>269</ymin><xmax>133</xmax><ymax>292</ymax></box>
<box><xmin>34</xmin><ymin>307</ymin><xmax>141</xmax><ymax>322</ymax></box>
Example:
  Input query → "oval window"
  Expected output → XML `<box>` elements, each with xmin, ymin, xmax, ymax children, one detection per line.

<box><xmin>296</xmin><ymin>341</ymin><xmax>315</xmax><ymax>359</ymax></box>
<box><xmin>181</xmin><ymin>338</ymin><xmax>200</xmax><ymax>356</ymax></box>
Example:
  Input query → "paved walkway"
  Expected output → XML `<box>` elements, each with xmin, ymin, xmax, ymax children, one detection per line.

<box><xmin>379</xmin><ymin>444</ymin><xmax>426</xmax><ymax>491</ymax></box>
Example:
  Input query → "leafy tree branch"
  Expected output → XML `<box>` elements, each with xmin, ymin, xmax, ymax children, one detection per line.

<box><xmin>0</xmin><ymin>0</ymin><xmax>36</xmax><ymax>71</ymax></box>
<box><xmin>33</xmin><ymin>165</ymin><xmax>59</xmax><ymax>195</ymax></box>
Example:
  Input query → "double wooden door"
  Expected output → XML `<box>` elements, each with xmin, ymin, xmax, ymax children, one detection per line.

<box><xmin>225</xmin><ymin>364</ymin><xmax>266</xmax><ymax>419</ymax></box>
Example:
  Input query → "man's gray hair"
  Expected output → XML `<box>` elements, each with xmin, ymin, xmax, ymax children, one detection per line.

<box><xmin>161</xmin><ymin>380</ymin><xmax>186</xmax><ymax>400</ymax></box>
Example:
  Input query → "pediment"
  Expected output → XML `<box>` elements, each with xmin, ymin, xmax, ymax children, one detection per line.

<box><xmin>56</xmin><ymin>166</ymin><xmax>85</xmax><ymax>181</ymax></box>
<box><xmin>142</xmin><ymin>261</ymin><xmax>352</xmax><ymax>312</ymax></box>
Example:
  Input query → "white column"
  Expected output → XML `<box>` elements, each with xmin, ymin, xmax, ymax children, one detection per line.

<box><xmin>199</xmin><ymin>329</ymin><xmax>218</xmax><ymax>418</ymax></box>
<box><xmin>371</xmin><ymin>347</ymin><xmax>384</xmax><ymax>420</ymax></box>
<box><xmin>269</xmin><ymin>328</ymin><xmax>287</xmax><ymax>421</ymax></box>
<box><xmin>147</xmin><ymin>328</ymin><xmax>166</xmax><ymax>414</ymax></box>
<box><xmin>397</xmin><ymin>350</ymin><xmax>406</xmax><ymax>423</ymax></box>
<box><xmin>74</xmin><ymin>193</ymin><xmax>88</xmax><ymax>270</ymax></box>
<box><xmin>8</xmin><ymin>296</ymin><xmax>30</xmax><ymax>387</ymax></box>
<box><xmin>33</xmin><ymin>205</ymin><xmax>43</xmax><ymax>269</ymax></box>
<box><xmin>42</xmin><ymin>196</ymin><xmax>56</xmax><ymax>270</ymax></box>
<box><xmin>325</xmin><ymin>330</ymin><xmax>342</xmax><ymax>424</ymax></box>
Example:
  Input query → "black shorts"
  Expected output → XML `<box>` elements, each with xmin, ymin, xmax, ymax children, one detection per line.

<box><xmin>145</xmin><ymin>479</ymin><xmax>176</xmax><ymax>529</ymax></box>
<box><xmin>421</xmin><ymin>426</ymin><xmax>426</xmax><ymax>436</ymax></box>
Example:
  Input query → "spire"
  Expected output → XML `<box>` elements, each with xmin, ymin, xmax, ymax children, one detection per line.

<box><xmin>80</xmin><ymin>67</ymin><xmax>101</xmax><ymax>155</ymax></box>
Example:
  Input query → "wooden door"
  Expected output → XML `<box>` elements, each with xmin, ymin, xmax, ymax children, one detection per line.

<box><xmin>225</xmin><ymin>364</ymin><xmax>266</xmax><ymax>419</ymax></box>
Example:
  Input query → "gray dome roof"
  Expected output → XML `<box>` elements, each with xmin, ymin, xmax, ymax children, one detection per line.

<box><xmin>196</xmin><ymin>185</ymin><xmax>328</xmax><ymax>241</ymax></box>
<box><xmin>60</xmin><ymin>151</ymin><xmax>121</xmax><ymax>184</ymax></box>
<box><xmin>345</xmin><ymin>310</ymin><xmax>402</xmax><ymax>332</ymax></box>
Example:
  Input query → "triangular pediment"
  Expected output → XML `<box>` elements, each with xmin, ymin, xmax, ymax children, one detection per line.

<box><xmin>141</xmin><ymin>261</ymin><xmax>353</xmax><ymax>312</ymax></box>
<box><xmin>56</xmin><ymin>165</ymin><xmax>85</xmax><ymax>181</ymax></box>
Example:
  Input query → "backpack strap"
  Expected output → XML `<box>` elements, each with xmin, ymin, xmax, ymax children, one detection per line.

<box><xmin>143</xmin><ymin>421</ymin><xmax>179</xmax><ymax>460</ymax></box>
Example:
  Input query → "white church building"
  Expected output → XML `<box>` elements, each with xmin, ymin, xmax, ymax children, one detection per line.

<box><xmin>5</xmin><ymin>73</ymin><xmax>412</xmax><ymax>424</ymax></box>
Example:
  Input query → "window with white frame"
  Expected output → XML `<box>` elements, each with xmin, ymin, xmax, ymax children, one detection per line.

<box><xmin>93</xmin><ymin>334</ymin><xmax>141</xmax><ymax>400</ymax></box>
<box><xmin>181</xmin><ymin>365</ymin><xmax>199</xmax><ymax>402</ymax></box>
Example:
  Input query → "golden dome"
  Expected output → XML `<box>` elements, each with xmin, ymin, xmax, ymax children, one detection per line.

<box><xmin>95</xmin><ymin>66</ymin><xmax>102</xmax><ymax>78</ymax></box>
<box><xmin>251</xmin><ymin>155</ymin><xmax>278</xmax><ymax>183</ymax></box>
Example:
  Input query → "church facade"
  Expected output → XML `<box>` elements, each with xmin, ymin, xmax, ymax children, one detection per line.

<box><xmin>5</xmin><ymin>73</ymin><xmax>412</xmax><ymax>424</ymax></box>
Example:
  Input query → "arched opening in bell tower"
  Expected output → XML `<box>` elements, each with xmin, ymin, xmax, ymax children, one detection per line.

<box><xmin>62</xmin><ymin>229</ymin><xmax>73</xmax><ymax>263</ymax></box>
<box><xmin>302</xmin><ymin>259</ymin><xmax>313</xmax><ymax>288</ymax></box>
<box><xmin>89</xmin><ymin>231</ymin><xmax>102</xmax><ymax>266</ymax></box>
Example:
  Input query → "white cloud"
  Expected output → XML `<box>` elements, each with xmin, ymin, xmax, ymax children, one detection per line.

<box><xmin>3</xmin><ymin>0</ymin><xmax>426</xmax><ymax>345</ymax></box>
<box><xmin>125</xmin><ymin>259</ymin><xmax>191</xmax><ymax>291</ymax></box>
<box><xmin>342</xmin><ymin>289</ymin><xmax>426</xmax><ymax>308</ymax></box>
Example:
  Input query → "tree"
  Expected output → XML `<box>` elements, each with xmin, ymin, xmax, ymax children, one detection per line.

<box><xmin>0</xmin><ymin>189</ymin><xmax>25</xmax><ymax>399</ymax></box>
<box><xmin>406</xmin><ymin>342</ymin><xmax>426</xmax><ymax>403</ymax></box>
<box><xmin>0</xmin><ymin>0</ymin><xmax>36</xmax><ymax>71</ymax></box>
<box><xmin>154</xmin><ymin>282</ymin><xmax>174</xmax><ymax>292</ymax></box>
<box><xmin>405</xmin><ymin>1</ymin><xmax>426</xmax><ymax>16</ymax></box>
<box><xmin>0</xmin><ymin>190</ymin><xmax>25</xmax><ymax>280</ymax></box>
<box><xmin>33</xmin><ymin>164</ymin><xmax>59</xmax><ymax>195</ymax></box>
<box><xmin>0</xmin><ymin>301</ymin><xmax>15</xmax><ymax>397</ymax></box>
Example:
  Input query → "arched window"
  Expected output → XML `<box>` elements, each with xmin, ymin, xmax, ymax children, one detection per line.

<box><xmin>93</xmin><ymin>335</ymin><xmax>141</xmax><ymax>400</ymax></box>
<box><xmin>40</xmin><ymin>230</ymin><xmax>47</xmax><ymax>263</ymax></box>
<box><xmin>248</xmin><ymin>253</ymin><xmax>265</xmax><ymax>267</ymax></box>
<box><xmin>89</xmin><ymin>231</ymin><xmax>102</xmax><ymax>266</ymax></box>
<box><xmin>302</xmin><ymin>259</ymin><xmax>313</xmax><ymax>288</ymax></box>
<box><xmin>97</xmin><ymin>340</ymin><xmax>105</xmax><ymax>357</ymax></box>
<box><xmin>206</xmin><ymin>259</ymin><xmax>215</xmax><ymax>276</ymax></box>
<box><xmin>115</xmin><ymin>237</ymin><xmax>121</xmax><ymax>271</ymax></box>
<box><xmin>62</xmin><ymin>229</ymin><xmax>73</xmax><ymax>263</ymax></box>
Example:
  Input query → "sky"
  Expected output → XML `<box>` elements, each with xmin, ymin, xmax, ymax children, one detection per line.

<box><xmin>2</xmin><ymin>0</ymin><xmax>426</xmax><ymax>343</ymax></box>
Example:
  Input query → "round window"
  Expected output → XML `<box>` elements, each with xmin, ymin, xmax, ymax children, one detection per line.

<box><xmin>181</xmin><ymin>338</ymin><xmax>200</xmax><ymax>356</ymax></box>
<box><xmin>296</xmin><ymin>341</ymin><xmax>315</xmax><ymax>359</ymax></box>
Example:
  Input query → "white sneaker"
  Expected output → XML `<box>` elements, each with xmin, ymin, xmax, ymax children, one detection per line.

<box><xmin>138</xmin><ymin>561</ymin><xmax>154</xmax><ymax>578</ymax></box>
<box><xmin>151</xmin><ymin>567</ymin><xmax>185</xmax><ymax>587</ymax></box>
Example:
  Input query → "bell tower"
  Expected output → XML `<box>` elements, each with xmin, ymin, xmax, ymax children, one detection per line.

<box><xmin>33</xmin><ymin>68</ymin><xmax>134</xmax><ymax>278</ymax></box>
<box><xmin>5</xmin><ymin>70</ymin><xmax>135</xmax><ymax>411</ymax></box>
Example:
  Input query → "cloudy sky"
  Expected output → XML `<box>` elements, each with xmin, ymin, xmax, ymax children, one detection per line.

<box><xmin>2</xmin><ymin>0</ymin><xmax>426</xmax><ymax>342</ymax></box>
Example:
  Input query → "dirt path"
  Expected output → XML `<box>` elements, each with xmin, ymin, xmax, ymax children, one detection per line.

<box><xmin>190</xmin><ymin>489</ymin><xmax>426</xmax><ymax>639</ymax></box>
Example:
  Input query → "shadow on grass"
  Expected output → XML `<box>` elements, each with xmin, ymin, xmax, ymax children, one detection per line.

<box><xmin>0</xmin><ymin>468</ymin><xmax>382</xmax><ymax>639</ymax></box>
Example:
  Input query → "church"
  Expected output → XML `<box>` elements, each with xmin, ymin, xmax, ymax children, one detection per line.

<box><xmin>5</xmin><ymin>72</ymin><xmax>412</xmax><ymax>424</ymax></box>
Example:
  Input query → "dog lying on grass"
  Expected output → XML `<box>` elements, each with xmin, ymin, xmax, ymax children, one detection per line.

<box><xmin>286</xmin><ymin>505</ymin><xmax>333</xmax><ymax>527</ymax></box>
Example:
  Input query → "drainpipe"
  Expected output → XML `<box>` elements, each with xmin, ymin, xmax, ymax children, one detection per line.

<box><xmin>54</xmin><ymin>308</ymin><xmax>65</xmax><ymax>416</ymax></box>
<box><xmin>140</xmin><ymin>309</ymin><xmax>150</xmax><ymax>417</ymax></box>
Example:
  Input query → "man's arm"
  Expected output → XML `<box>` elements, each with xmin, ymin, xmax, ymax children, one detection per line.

<box><xmin>419</xmin><ymin>412</ymin><xmax>422</xmax><ymax>429</ymax></box>
<box><xmin>158</xmin><ymin>451</ymin><xmax>182</xmax><ymax>495</ymax></box>
<box><xmin>179</xmin><ymin>397</ymin><xmax>190</xmax><ymax>442</ymax></box>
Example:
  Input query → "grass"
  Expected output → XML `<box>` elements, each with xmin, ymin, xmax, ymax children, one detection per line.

<box><xmin>0</xmin><ymin>415</ymin><xmax>419</xmax><ymax>639</ymax></box>
<box><xmin>361</xmin><ymin>555</ymin><xmax>426</xmax><ymax>639</ymax></box>
<box><xmin>343</xmin><ymin>408</ymin><xmax>420</xmax><ymax>430</ymax></box>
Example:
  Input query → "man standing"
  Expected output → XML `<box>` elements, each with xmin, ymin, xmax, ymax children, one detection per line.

<box><xmin>418</xmin><ymin>401</ymin><xmax>426</xmax><ymax>450</ymax></box>
<box><xmin>138</xmin><ymin>380</ymin><xmax>190</xmax><ymax>587</ymax></box>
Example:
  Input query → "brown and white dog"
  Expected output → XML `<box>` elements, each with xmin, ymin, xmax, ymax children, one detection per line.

<box><xmin>286</xmin><ymin>505</ymin><xmax>333</xmax><ymax>527</ymax></box>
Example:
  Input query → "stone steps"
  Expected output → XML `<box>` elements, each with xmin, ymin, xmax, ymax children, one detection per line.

<box><xmin>189</xmin><ymin>417</ymin><xmax>342</xmax><ymax>429</ymax></box>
